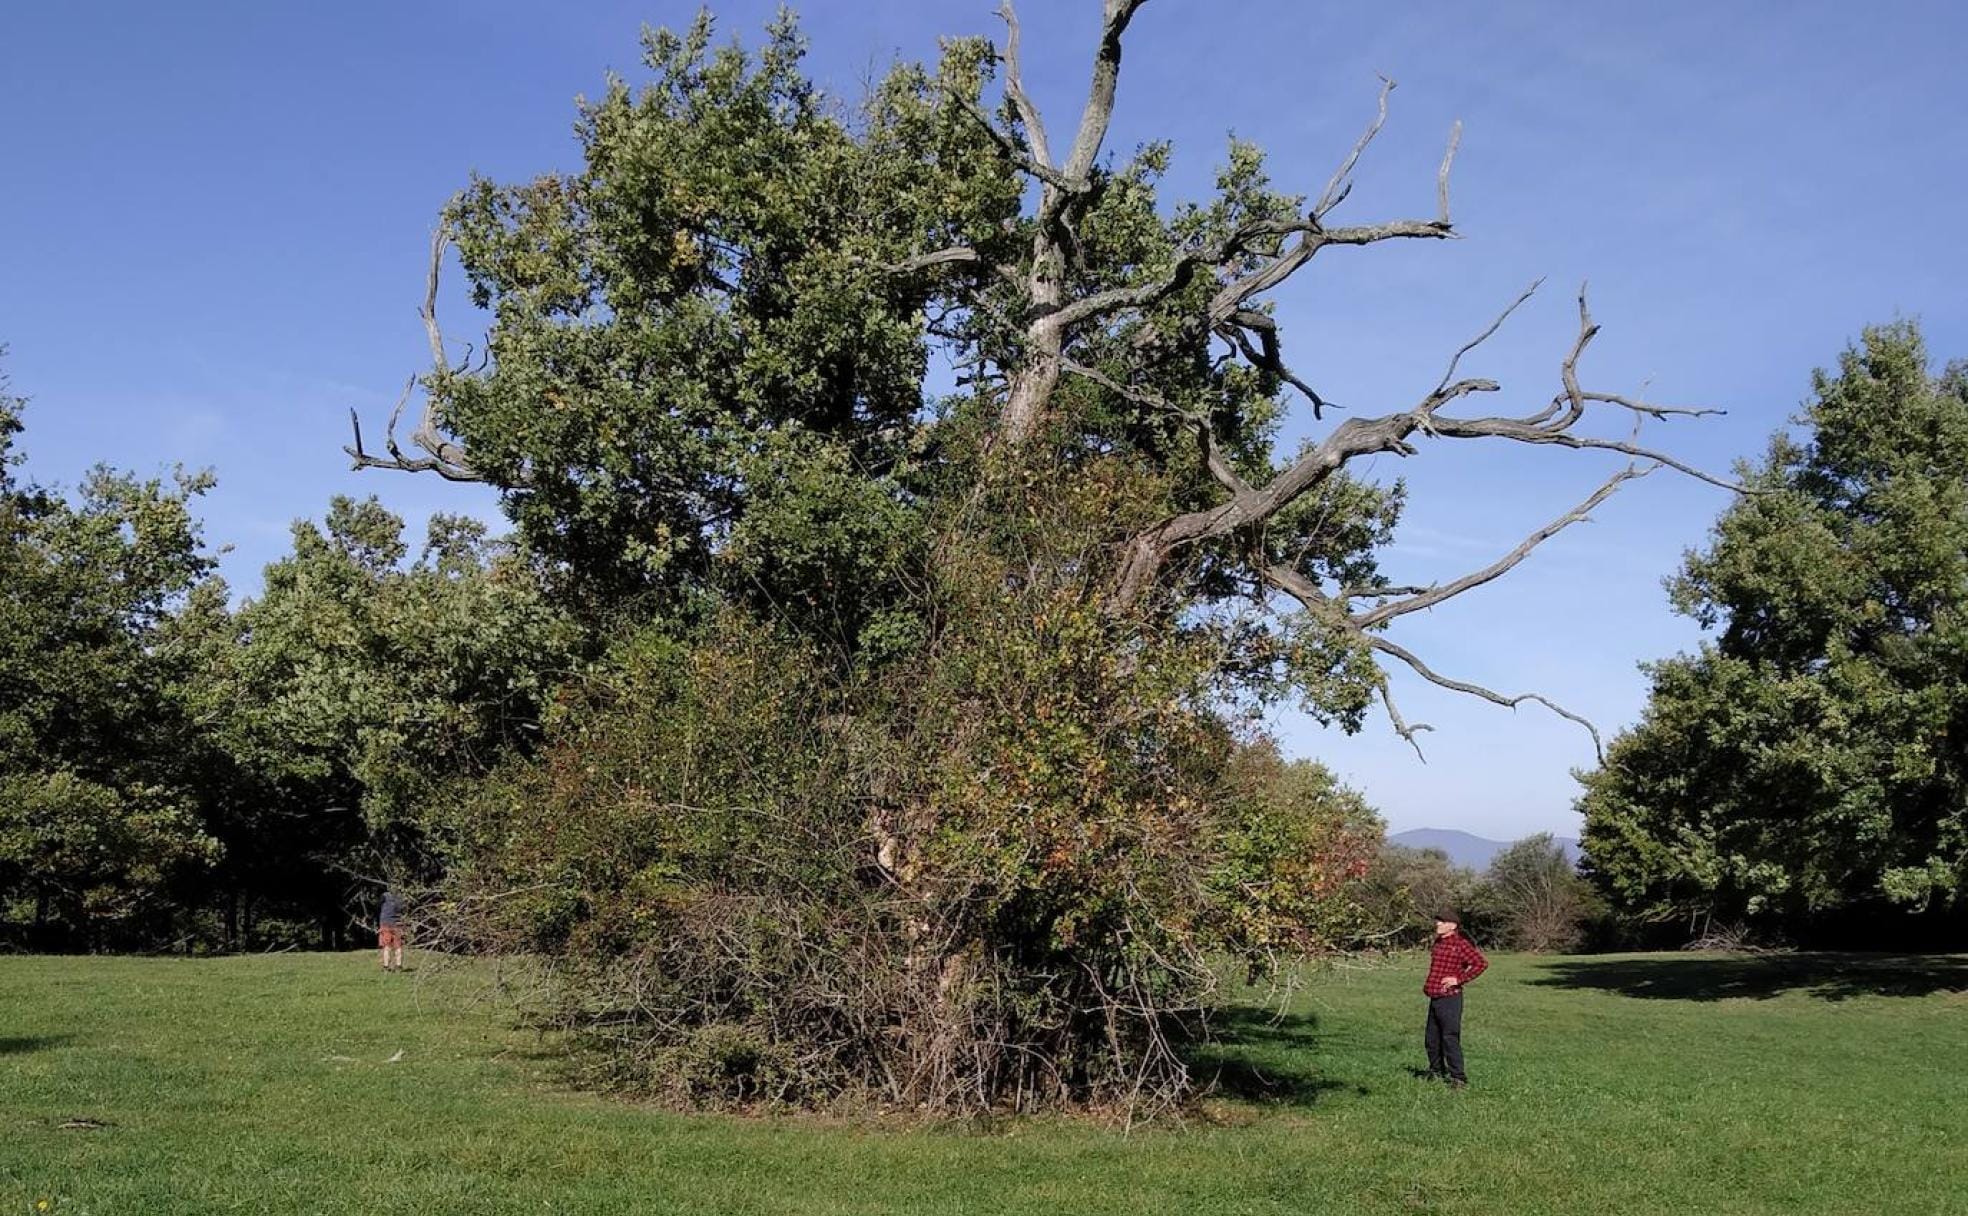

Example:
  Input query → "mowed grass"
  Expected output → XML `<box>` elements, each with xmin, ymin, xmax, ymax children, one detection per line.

<box><xmin>3</xmin><ymin>950</ymin><xmax>1963</xmax><ymax>1215</ymax></box>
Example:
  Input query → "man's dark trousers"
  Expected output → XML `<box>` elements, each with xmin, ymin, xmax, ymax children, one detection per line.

<box><xmin>1425</xmin><ymin>992</ymin><xmax>1465</xmax><ymax>1082</ymax></box>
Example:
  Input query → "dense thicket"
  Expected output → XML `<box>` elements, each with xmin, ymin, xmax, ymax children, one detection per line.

<box><xmin>435</xmin><ymin>453</ymin><xmax>1386</xmax><ymax>1109</ymax></box>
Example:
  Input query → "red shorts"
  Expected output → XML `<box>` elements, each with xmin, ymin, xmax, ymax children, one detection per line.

<box><xmin>378</xmin><ymin>926</ymin><xmax>404</xmax><ymax>948</ymax></box>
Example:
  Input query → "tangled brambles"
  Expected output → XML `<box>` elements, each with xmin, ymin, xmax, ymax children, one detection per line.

<box><xmin>434</xmin><ymin>460</ymin><xmax>1380</xmax><ymax>1116</ymax></box>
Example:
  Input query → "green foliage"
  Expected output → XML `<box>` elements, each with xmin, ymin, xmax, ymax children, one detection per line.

<box><xmin>409</xmin><ymin>10</ymin><xmax>1414</xmax><ymax>1112</ymax></box>
<box><xmin>721</xmin><ymin>430</ymin><xmax>929</xmax><ymax>663</ymax></box>
<box><xmin>437</xmin><ymin>13</ymin><xmax>1014</xmax><ymax>614</ymax></box>
<box><xmin>0</xmin><ymin>361</ymin><xmax>585</xmax><ymax>952</ymax></box>
<box><xmin>0</xmin><ymin>771</ymin><xmax>216</xmax><ymax>937</ymax></box>
<box><xmin>1354</xmin><ymin>845</ymin><xmax>1476</xmax><ymax>947</ymax></box>
<box><xmin>1466</xmin><ymin>834</ymin><xmax>1599</xmax><ymax>953</ymax></box>
<box><xmin>211</xmin><ymin>497</ymin><xmax>577</xmax><ymax>831</ymax></box>
<box><xmin>0</xmin><ymin>366</ymin><xmax>222</xmax><ymax>947</ymax></box>
<box><xmin>1208</xmin><ymin>743</ymin><xmax>1382</xmax><ymax>961</ymax></box>
<box><xmin>177</xmin><ymin>497</ymin><xmax>579</xmax><ymax>937</ymax></box>
<box><xmin>1581</xmin><ymin>322</ymin><xmax>1968</xmax><ymax>929</ymax></box>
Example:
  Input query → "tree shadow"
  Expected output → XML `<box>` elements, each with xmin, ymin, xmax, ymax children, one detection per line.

<box><xmin>1532</xmin><ymin>953</ymin><xmax>1968</xmax><ymax>1002</ymax></box>
<box><xmin>1186</xmin><ymin>1008</ymin><xmax>1364</xmax><ymax>1106</ymax></box>
<box><xmin>0</xmin><ymin>1035</ymin><xmax>73</xmax><ymax>1055</ymax></box>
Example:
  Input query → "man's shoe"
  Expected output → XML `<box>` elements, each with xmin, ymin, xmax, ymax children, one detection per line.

<box><xmin>1447</xmin><ymin>1079</ymin><xmax>1467</xmax><ymax>1091</ymax></box>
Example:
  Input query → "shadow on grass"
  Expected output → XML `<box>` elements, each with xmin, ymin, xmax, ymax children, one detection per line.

<box><xmin>1186</xmin><ymin>1008</ymin><xmax>1365</xmax><ymax>1106</ymax></box>
<box><xmin>1532</xmin><ymin>953</ymin><xmax>1968</xmax><ymax>1002</ymax></box>
<box><xmin>0</xmin><ymin>1035</ymin><xmax>72</xmax><ymax>1055</ymax></box>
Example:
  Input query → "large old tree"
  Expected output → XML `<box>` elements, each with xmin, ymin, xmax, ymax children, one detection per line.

<box><xmin>350</xmin><ymin>4</ymin><xmax>1728</xmax><ymax>1111</ymax></box>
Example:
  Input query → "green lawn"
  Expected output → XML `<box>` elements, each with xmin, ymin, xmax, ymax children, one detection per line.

<box><xmin>3</xmin><ymin>950</ymin><xmax>1963</xmax><ymax>1215</ymax></box>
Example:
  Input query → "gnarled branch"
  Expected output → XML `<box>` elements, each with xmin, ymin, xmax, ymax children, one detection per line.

<box><xmin>1352</xmin><ymin>463</ymin><xmax>1654</xmax><ymax>631</ymax></box>
<box><xmin>1366</xmin><ymin>635</ymin><xmax>1604</xmax><ymax>761</ymax></box>
<box><xmin>1109</xmin><ymin>275</ymin><xmax>1744</xmax><ymax>747</ymax></box>
<box><xmin>1217</xmin><ymin>310</ymin><xmax>1336</xmax><ymax>418</ymax></box>
<box><xmin>996</xmin><ymin>0</ymin><xmax>1051</xmax><ymax>169</ymax></box>
<box><xmin>1260</xmin><ymin>562</ymin><xmax>1602</xmax><ymax>756</ymax></box>
<box><xmin>1315</xmin><ymin>75</ymin><xmax>1394</xmax><ymax>219</ymax></box>
<box><xmin>345</xmin><ymin>223</ymin><xmax>482</xmax><ymax>482</ymax></box>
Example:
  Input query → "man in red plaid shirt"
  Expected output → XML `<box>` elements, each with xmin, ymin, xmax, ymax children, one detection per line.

<box><xmin>1422</xmin><ymin>909</ymin><xmax>1487</xmax><ymax>1088</ymax></box>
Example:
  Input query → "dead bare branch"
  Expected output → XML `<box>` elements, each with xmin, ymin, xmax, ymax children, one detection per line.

<box><xmin>1062</xmin><ymin>0</ymin><xmax>1150</xmax><ymax>186</ymax></box>
<box><xmin>1353</xmin><ymin>463</ymin><xmax>1654</xmax><ymax>631</ymax></box>
<box><xmin>1271</xmin><ymin>544</ymin><xmax>1607</xmax><ymax>750</ymax></box>
<box><xmin>1367</xmin><ymin>635</ymin><xmax>1604</xmax><ymax>760</ymax></box>
<box><xmin>1202</xmin><ymin>217</ymin><xmax>1451</xmax><ymax>336</ymax></box>
<box><xmin>1378</xmin><ymin>682</ymin><xmax>1434</xmax><ymax>760</ymax></box>
<box><xmin>1316</xmin><ymin>75</ymin><xmax>1394</xmax><ymax>219</ymax></box>
<box><xmin>1427</xmin><ymin>415</ymin><xmax>1742</xmax><ymax>492</ymax></box>
<box><xmin>1437</xmin><ymin>121</ymin><xmax>1461</xmax><ymax>225</ymax></box>
<box><xmin>1218</xmin><ymin>311</ymin><xmax>1336</xmax><ymax>418</ymax></box>
<box><xmin>995</xmin><ymin>1</ymin><xmax>1052</xmax><ymax>169</ymax></box>
<box><xmin>881</xmin><ymin>245</ymin><xmax>985</xmax><ymax>273</ymax></box>
<box><xmin>346</xmin><ymin>222</ymin><xmax>482</xmax><ymax>482</ymax></box>
<box><xmin>994</xmin><ymin>2</ymin><xmax>1151</xmax><ymax>448</ymax></box>
<box><xmin>420</xmin><ymin>224</ymin><xmax>448</xmax><ymax>371</ymax></box>
<box><xmin>1031</xmin><ymin>73</ymin><xmax>1458</xmax><ymax>395</ymax></box>
<box><xmin>1342</xmin><ymin>584</ymin><xmax>1434</xmax><ymax>600</ymax></box>
<box><xmin>1579</xmin><ymin>390</ymin><xmax>1724</xmax><ymax>421</ymax></box>
<box><xmin>1434</xmin><ymin>279</ymin><xmax>1544</xmax><ymax>397</ymax></box>
<box><xmin>1111</xmin><ymin>272</ymin><xmax>1745</xmax><ymax>747</ymax></box>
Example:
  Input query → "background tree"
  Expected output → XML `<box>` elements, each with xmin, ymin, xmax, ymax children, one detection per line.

<box><xmin>180</xmin><ymin>497</ymin><xmax>577</xmax><ymax>945</ymax></box>
<box><xmin>1580</xmin><ymin>322</ymin><xmax>1968</xmax><ymax>940</ymax></box>
<box><xmin>350</xmin><ymin>5</ymin><xmax>1733</xmax><ymax>1111</ymax></box>
<box><xmin>1353</xmin><ymin>844</ymin><xmax>1475</xmax><ymax>948</ymax></box>
<box><xmin>1466</xmin><ymin>833</ymin><xmax>1598</xmax><ymax>953</ymax></box>
<box><xmin>0</xmin><ymin>357</ymin><xmax>222</xmax><ymax>949</ymax></box>
<box><xmin>0</xmin><ymin>346</ymin><xmax>587</xmax><ymax>953</ymax></box>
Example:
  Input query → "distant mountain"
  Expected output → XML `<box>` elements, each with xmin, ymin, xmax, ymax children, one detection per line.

<box><xmin>1388</xmin><ymin>828</ymin><xmax>1580</xmax><ymax>872</ymax></box>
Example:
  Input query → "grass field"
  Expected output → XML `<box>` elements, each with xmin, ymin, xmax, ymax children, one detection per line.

<box><xmin>3</xmin><ymin>950</ymin><xmax>1963</xmax><ymax>1215</ymax></box>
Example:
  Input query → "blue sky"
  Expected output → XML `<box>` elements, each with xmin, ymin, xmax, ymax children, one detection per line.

<box><xmin>5</xmin><ymin>1</ymin><xmax>1963</xmax><ymax>839</ymax></box>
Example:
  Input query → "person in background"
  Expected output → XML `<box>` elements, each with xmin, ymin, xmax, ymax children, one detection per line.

<box><xmin>378</xmin><ymin>887</ymin><xmax>406</xmax><ymax>972</ymax></box>
<box><xmin>1422</xmin><ymin>908</ymin><xmax>1487</xmax><ymax>1089</ymax></box>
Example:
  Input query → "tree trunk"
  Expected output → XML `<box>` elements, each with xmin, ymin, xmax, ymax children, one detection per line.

<box><xmin>1002</xmin><ymin>325</ymin><xmax>1061</xmax><ymax>446</ymax></box>
<box><xmin>32</xmin><ymin>887</ymin><xmax>50</xmax><ymax>952</ymax></box>
<box><xmin>1000</xmin><ymin>241</ymin><xmax>1067</xmax><ymax>445</ymax></box>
